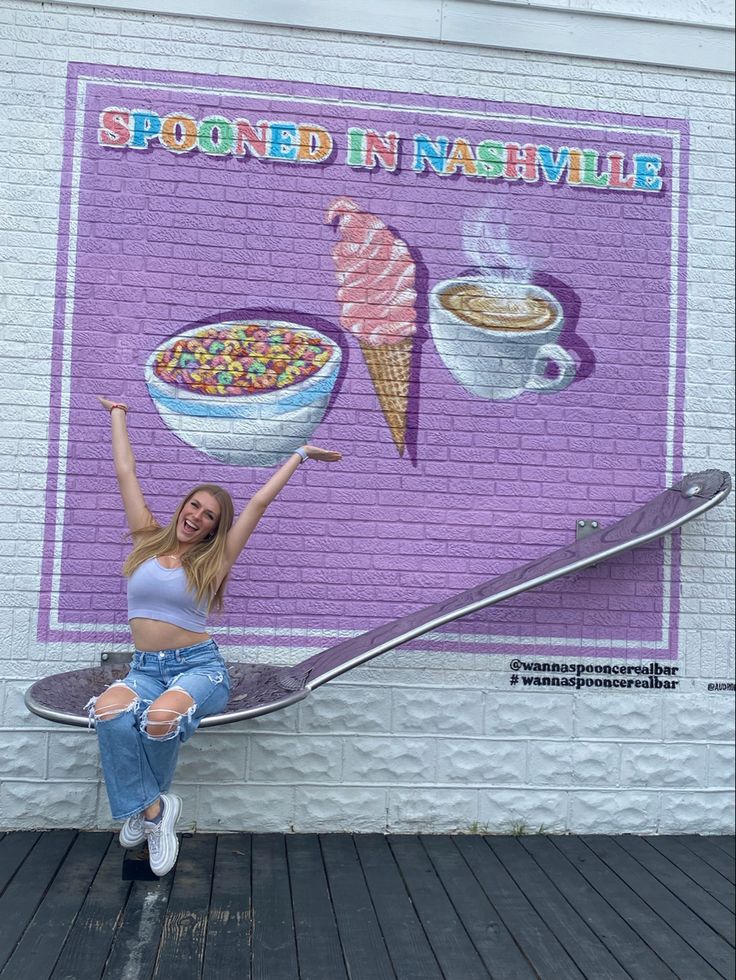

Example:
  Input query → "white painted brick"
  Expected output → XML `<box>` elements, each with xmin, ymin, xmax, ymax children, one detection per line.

<box><xmin>293</xmin><ymin>786</ymin><xmax>388</xmax><ymax>832</ymax></box>
<box><xmin>659</xmin><ymin>792</ymin><xmax>735</xmax><ymax>834</ymax></box>
<box><xmin>485</xmin><ymin>693</ymin><xmax>572</xmax><ymax>738</ymax></box>
<box><xmin>248</xmin><ymin>734</ymin><xmax>341</xmax><ymax>782</ymax></box>
<box><xmin>436</xmin><ymin>738</ymin><xmax>523</xmax><ymax>784</ymax></box>
<box><xmin>388</xmin><ymin>787</ymin><xmax>479</xmax><ymax>832</ymax></box>
<box><xmin>571</xmin><ymin>742</ymin><xmax>621</xmax><ymax>787</ymax></box>
<box><xmin>663</xmin><ymin>697</ymin><xmax>735</xmax><ymax>740</ymax></box>
<box><xmin>0</xmin><ymin>780</ymin><xmax>99</xmax><ymax>830</ymax></box>
<box><xmin>47</xmin><ymin>731</ymin><xmax>101</xmax><ymax>781</ymax></box>
<box><xmin>477</xmin><ymin>789</ymin><xmax>569</xmax><ymax>833</ymax></box>
<box><xmin>527</xmin><ymin>742</ymin><xmax>576</xmax><ymax>786</ymax></box>
<box><xmin>708</xmin><ymin>743</ymin><xmax>736</xmax><ymax>787</ymax></box>
<box><xmin>0</xmin><ymin>730</ymin><xmax>48</xmax><ymax>779</ymax></box>
<box><xmin>392</xmin><ymin>688</ymin><xmax>483</xmax><ymax>735</ymax></box>
<box><xmin>574</xmin><ymin>696</ymin><xmax>663</xmax><ymax>740</ymax></box>
<box><xmin>345</xmin><ymin>735</ymin><xmax>435</xmax><ymax>782</ymax></box>
<box><xmin>93</xmin><ymin>789</ymin><xmax>115</xmax><ymax>829</ymax></box>
<box><xmin>297</xmin><ymin>683</ymin><xmax>391</xmax><ymax>733</ymax></box>
<box><xmin>3</xmin><ymin>680</ymin><xmax>56</xmax><ymax>729</ymax></box>
<box><xmin>228</xmin><ymin>702</ymin><xmax>299</xmax><ymax>733</ymax></box>
<box><xmin>568</xmin><ymin>791</ymin><xmax>660</xmax><ymax>833</ymax></box>
<box><xmin>620</xmin><ymin>743</ymin><xmax>707</xmax><ymax>788</ymax></box>
<box><xmin>194</xmin><ymin>783</ymin><xmax>296</xmax><ymax>832</ymax></box>
<box><xmin>176</xmin><ymin>732</ymin><xmax>247</xmax><ymax>782</ymax></box>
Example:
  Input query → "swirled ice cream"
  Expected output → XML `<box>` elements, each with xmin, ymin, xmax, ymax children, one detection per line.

<box><xmin>326</xmin><ymin>197</ymin><xmax>416</xmax><ymax>347</ymax></box>
<box><xmin>326</xmin><ymin>197</ymin><xmax>417</xmax><ymax>455</ymax></box>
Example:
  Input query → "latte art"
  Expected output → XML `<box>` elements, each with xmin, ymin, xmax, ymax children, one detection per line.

<box><xmin>439</xmin><ymin>283</ymin><xmax>557</xmax><ymax>332</ymax></box>
<box><xmin>430</xmin><ymin>275</ymin><xmax>577</xmax><ymax>400</ymax></box>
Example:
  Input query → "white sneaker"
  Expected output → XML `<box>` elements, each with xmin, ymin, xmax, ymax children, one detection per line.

<box><xmin>144</xmin><ymin>794</ymin><xmax>182</xmax><ymax>876</ymax></box>
<box><xmin>119</xmin><ymin>811</ymin><xmax>146</xmax><ymax>848</ymax></box>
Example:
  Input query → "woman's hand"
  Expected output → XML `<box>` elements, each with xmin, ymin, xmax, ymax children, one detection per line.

<box><xmin>303</xmin><ymin>445</ymin><xmax>342</xmax><ymax>462</ymax></box>
<box><xmin>98</xmin><ymin>395</ymin><xmax>128</xmax><ymax>413</ymax></box>
<box><xmin>97</xmin><ymin>397</ymin><xmax>154</xmax><ymax>535</ymax></box>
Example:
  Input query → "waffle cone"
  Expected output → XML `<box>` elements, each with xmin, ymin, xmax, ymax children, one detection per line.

<box><xmin>358</xmin><ymin>337</ymin><xmax>413</xmax><ymax>456</ymax></box>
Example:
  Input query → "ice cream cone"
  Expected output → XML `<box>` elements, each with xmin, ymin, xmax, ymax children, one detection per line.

<box><xmin>358</xmin><ymin>337</ymin><xmax>413</xmax><ymax>456</ymax></box>
<box><xmin>327</xmin><ymin>197</ymin><xmax>418</xmax><ymax>457</ymax></box>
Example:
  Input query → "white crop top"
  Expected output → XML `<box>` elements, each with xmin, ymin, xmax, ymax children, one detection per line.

<box><xmin>127</xmin><ymin>558</ymin><xmax>209</xmax><ymax>632</ymax></box>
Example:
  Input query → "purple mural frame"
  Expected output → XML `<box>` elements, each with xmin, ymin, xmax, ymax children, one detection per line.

<box><xmin>39</xmin><ymin>63</ymin><xmax>689</xmax><ymax>661</ymax></box>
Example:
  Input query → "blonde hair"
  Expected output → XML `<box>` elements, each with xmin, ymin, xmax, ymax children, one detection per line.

<box><xmin>123</xmin><ymin>484</ymin><xmax>235</xmax><ymax>612</ymax></box>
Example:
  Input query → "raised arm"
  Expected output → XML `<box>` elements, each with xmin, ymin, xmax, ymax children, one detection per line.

<box><xmin>223</xmin><ymin>445</ymin><xmax>341</xmax><ymax>570</ymax></box>
<box><xmin>98</xmin><ymin>396</ymin><xmax>157</xmax><ymax>537</ymax></box>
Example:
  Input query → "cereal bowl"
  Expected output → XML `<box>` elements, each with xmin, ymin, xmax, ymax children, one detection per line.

<box><xmin>145</xmin><ymin>319</ymin><xmax>342</xmax><ymax>467</ymax></box>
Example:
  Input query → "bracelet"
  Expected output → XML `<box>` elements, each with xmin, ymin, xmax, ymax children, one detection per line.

<box><xmin>109</xmin><ymin>403</ymin><xmax>128</xmax><ymax>414</ymax></box>
<box><xmin>293</xmin><ymin>446</ymin><xmax>309</xmax><ymax>463</ymax></box>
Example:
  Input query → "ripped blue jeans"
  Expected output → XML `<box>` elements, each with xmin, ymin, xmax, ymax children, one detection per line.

<box><xmin>87</xmin><ymin>639</ymin><xmax>231</xmax><ymax>820</ymax></box>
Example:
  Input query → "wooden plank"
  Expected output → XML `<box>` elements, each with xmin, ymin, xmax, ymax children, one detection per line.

<box><xmin>712</xmin><ymin>837</ymin><xmax>735</xmax><ymax>858</ymax></box>
<box><xmin>387</xmin><ymin>835</ymin><xmax>489</xmax><ymax>980</ymax></box>
<box><xmin>581</xmin><ymin>836</ymin><xmax>734</xmax><ymax>978</ymax></box>
<box><xmin>251</xmin><ymin>833</ymin><xmax>299</xmax><ymax>980</ymax></box>
<box><xmin>0</xmin><ymin>831</ymin><xmax>76</xmax><ymax>974</ymax></box>
<box><xmin>617</xmin><ymin>836</ymin><xmax>735</xmax><ymax>947</ymax></box>
<box><xmin>102</xmin><ymin>876</ymin><xmax>174</xmax><ymax>980</ymax></box>
<box><xmin>680</xmin><ymin>835</ymin><xmax>736</xmax><ymax>883</ymax></box>
<box><xmin>151</xmin><ymin>834</ymin><xmax>217</xmax><ymax>979</ymax></box>
<box><xmin>354</xmin><ymin>834</ymin><xmax>444</xmax><ymax>980</ymax></box>
<box><xmin>553</xmin><ymin>836</ymin><xmax>721</xmax><ymax>980</ymax></box>
<box><xmin>0</xmin><ymin>833</ymin><xmax>41</xmax><ymax>895</ymax></box>
<box><xmin>521</xmin><ymin>836</ymin><xmax>676</xmax><ymax>980</ymax></box>
<box><xmin>646</xmin><ymin>837</ymin><xmax>734</xmax><ymax>912</ymax></box>
<box><xmin>202</xmin><ymin>834</ymin><xmax>252</xmax><ymax>980</ymax></box>
<box><xmin>287</xmin><ymin>834</ymin><xmax>347</xmax><ymax>980</ymax></box>
<box><xmin>421</xmin><ymin>836</ymin><xmax>536</xmax><ymax>980</ymax></box>
<box><xmin>0</xmin><ymin>832</ymin><xmax>110</xmax><ymax>980</ymax></box>
<box><xmin>488</xmin><ymin>836</ymin><xmax>630</xmax><ymax>980</ymax></box>
<box><xmin>50</xmin><ymin>837</ymin><xmax>133</xmax><ymax>980</ymax></box>
<box><xmin>320</xmin><ymin>834</ymin><xmax>395</xmax><ymax>980</ymax></box>
<box><xmin>454</xmin><ymin>835</ymin><xmax>585</xmax><ymax>980</ymax></box>
<box><xmin>122</xmin><ymin>842</ymin><xmax>157</xmax><ymax>881</ymax></box>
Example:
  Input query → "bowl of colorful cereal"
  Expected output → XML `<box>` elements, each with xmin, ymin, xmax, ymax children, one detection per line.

<box><xmin>145</xmin><ymin>319</ymin><xmax>342</xmax><ymax>467</ymax></box>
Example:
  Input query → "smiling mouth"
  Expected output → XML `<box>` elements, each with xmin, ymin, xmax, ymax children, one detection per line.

<box><xmin>183</xmin><ymin>519</ymin><xmax>199</xmax><ymax>533</ymax></box>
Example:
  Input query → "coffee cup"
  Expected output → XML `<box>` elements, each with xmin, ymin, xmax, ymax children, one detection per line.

<box><xmin>429</xmin><ymin>277</ymin><xmax>576</xmax><ymax>400</ymax></box>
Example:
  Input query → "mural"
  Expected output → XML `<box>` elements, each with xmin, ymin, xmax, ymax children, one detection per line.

<box><xmin>40</xmin><ymin>64</ymin><xmax>688</xmax><ymax>666</ymax></box>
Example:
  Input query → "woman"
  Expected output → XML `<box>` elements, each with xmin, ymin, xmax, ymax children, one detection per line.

<box><xmin>88</xmin><ymin>396</ymin><xmax>341</xmax><ymax>875</ymax></box>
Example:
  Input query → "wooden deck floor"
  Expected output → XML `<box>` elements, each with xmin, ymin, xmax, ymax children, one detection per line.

<box><xmin>0</xmin><ymin>831</ymin><xmax>733</xmax><ymax>980</ymax></box>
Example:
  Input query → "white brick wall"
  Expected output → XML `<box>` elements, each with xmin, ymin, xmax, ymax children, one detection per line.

<box><xmin>503</xmin><ymin>0</ymin><xmax>734</xmax><ymax>25</ymax></box>
<box><xmin>0</xmin><ymin>0</ymin><xmax>733</xmax><ymax>834</ymax></box>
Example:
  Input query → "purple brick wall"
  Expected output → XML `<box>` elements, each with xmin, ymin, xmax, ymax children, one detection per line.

<box><xmin>39</xmin><ymin>63</ymin><xmax>688</xmax><ymax>660</ymax></box>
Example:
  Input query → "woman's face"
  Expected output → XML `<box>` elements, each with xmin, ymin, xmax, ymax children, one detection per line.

<box><xmin>176</xmin><ymin>490</ymin><xmax>222</xmax><ymax>548</ymax></box>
